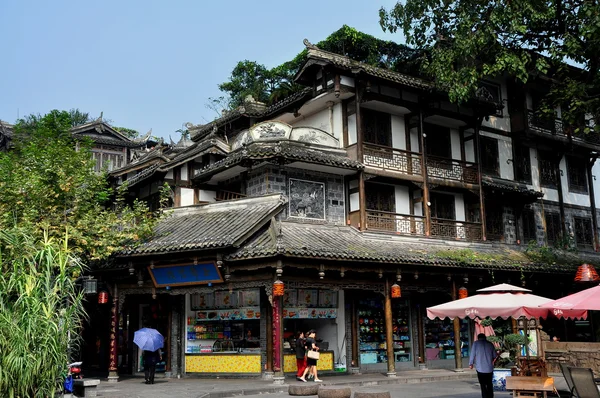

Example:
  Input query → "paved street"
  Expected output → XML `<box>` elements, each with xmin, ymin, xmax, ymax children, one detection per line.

<box><xmin>91</xmin><ymin>370</ymin><xmax>564</xmax><ymax>398</ymax></box>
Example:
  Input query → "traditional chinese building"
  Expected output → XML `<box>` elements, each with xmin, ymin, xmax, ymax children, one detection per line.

<box><xmin>86</xmin><ymin>40</ymin><xmax>600</xmax><ymax>381</ymax></box>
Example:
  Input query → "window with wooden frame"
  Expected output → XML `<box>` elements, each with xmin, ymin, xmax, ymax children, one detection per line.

<box><xmin>425</xmin><ymin>124</ymin><xmax>452</xmax><ymax>159</ymax></box>
<box><xmin>521</xmin><ymin>208</ymin><xmax>537</xmax><ymax>243</ymax></box>
<box><xmin>544</xmin><ymin>212</ymin><xmax>562</xmax><ymax>245</ymax></box>
<box><xmin>429</xmin><ymin>192</ymin><xmax>455</xmax><ymax>220</ymax></box>
<box><xmin>363</xmin><ymin>109</ymin><xmax>392</xmax><ymax>147</ymax></box>
<box><xmin>485</xmin><ymin>206</ymin><xmax>504</xmax><ymax>241</ymax></box>
<box><xmin>538</xmin><ymin>151</ymin><xmax>558</xmax><ymax>189</ymax></box>
<box><xmin>365</xmin><ymin>184</ymin><xmax>396</xmax><ymax>213</ymax></box>
<box><xmin>566</xmin><ymin>156</ymin><xmax>588</xmax><ymax>194</ymax></box>
<box><xmin>480</xmin><ymin>136</ymin><xmax>500</xmax><ymax>177</ymax></box>
<box><xmin>514</xmin><ymin>144</ymin><xmax>532</xmax><ymax>184</ymax></box>
<box><xmin>573</xmin><ymin>216</ymin><xmax>594</xmax><ymax>251</ymax></box>
<box><xmin>476</xmin><ymin>82</ymin><xmax>503</xmax><ymax>117</ymax></box>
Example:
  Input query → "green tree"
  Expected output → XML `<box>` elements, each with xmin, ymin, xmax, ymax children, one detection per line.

<box><xmin>379</xmin><ymin>0</ymin><xmax>600</xmax><ymax>130</ymax></box>
<box><xmin>113</xmin><ymin>126</ymin><xmax>140</xmax><ymax>140</ymax></box>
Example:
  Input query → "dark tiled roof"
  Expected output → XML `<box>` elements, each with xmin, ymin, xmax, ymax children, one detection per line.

<box><xmin>194</xmin><ymin>142</ymin><xmax>363</xmax><ymax>179</ymax></box>
<box><xmin>482</xmin><ymin>176</ymin><xmax>544</xmax><ymax>198</ymax></box>
<box><xmin>301</xmin><ymin>47</ymin><xmax>432</xmax><ymax>90</ymax></box>
<box><xmin>119</xmin><ymin>194</ymin><xmax>287</xmax><ymax>256</ymax></box>
<box><xmin>228</xmin><ymin>221</ymin><xmax>578</xmax><ymax>273</ymax></box>
<box><xmin>124</xmin><ymin>163</ymin><xmax>163</xmax><ymax>188</ymax></box>
<box><xmin>190</xmin><ymin>88</ymin><xmax>313</xmax><ymax>141</ymax></box>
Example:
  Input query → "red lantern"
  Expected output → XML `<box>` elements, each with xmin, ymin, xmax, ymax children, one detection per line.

<box><xmin>575</xmin><ymin>263</ymin><xmax>600</xmax><ymax>282</ymax></box>
<box><xmin>391</xmin><ymin>283</ymin><xmax>402</xmax><ymax>298</ymax></box>
<box><xmin>98</xmin><ymin>290</ymin><xmax>109</xmax><ymax>304</ymax></box>
<box><xmin>273</xmin><ymin>280</ymin><xmax>284</xmax><ymax>297</ymax></box>
<box><xmin>458</xmin><ymin>287</ymin><xmax>468</xmax><ymax>299</ymax></box>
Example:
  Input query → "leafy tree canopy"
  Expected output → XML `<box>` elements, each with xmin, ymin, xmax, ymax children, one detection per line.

<box><xmin>113</xmin><ymin>126</ymin><xmax>140</xmax><ymax>139</ymax></box>
<box><xmin>217</xmin><ymin>25</ymin><xmax>420</xmax><ymax>109</ymax></box>
<box><xmin>379</xmin><ymin>0</ymin><xmax>600</xmax><ymax>130</ymax></box>
<box><xmin>0</xmin><ymin>109</ymin><xmax>163</xmax><ymax>268</ymax></box>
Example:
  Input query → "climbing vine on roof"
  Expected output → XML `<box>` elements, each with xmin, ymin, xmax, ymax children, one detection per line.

<box><xmin>217</xmin><ymin>25</ymin><xmax>422</xmax><ymax>108</ymax></box>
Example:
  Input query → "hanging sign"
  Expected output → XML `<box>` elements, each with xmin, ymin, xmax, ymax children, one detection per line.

<box><xmin>149</xmin><ymin>262</ymin><xmax>222</xmax><ymax>287</ymax></box>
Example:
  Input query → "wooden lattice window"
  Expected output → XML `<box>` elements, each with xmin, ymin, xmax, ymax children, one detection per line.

<box><xmin>363</xmin><ymin>109</ymin><xmax>392</xmax><ymax>147</ymax></box>
<box><xmin>426</xmin><ymin>124</ymin><xmax>452</xmax><ymax>159</ymax></box>
<box><xmin>521</xmin><ymin>208</ymin><xmax>537</xmax><ymax>243</ymax></box>
<box><xmin>545</xmin><ymin>212</ymin><xmax>562</xmax><ymax>245</ymax></box>
<box><xmin>480</xmin><ymin>136</ymin><xmax>500</xmax><ymax>177</ymax></box>
<box><xmin>566</xmin><ymin>157</ymin><xmax>588</xmax><ymax>194</ymax></box>
<box><xmin>430</xmin><ymin>192</ymin><xmax>455</xmax><ymax>220</ymax></box>
<box><xmin>574</xmin><ymin>216</ymin><xmax>594</xmax><ymax>251</ymax></box>
<box><xmin>366</xmin><ymin>184</ymin><xmax>395</xmax><ymax>213</ymax></box>
<box><xmin>515</xmin><ymin>144</ymin><xmax>532</xmax><ymax>184</ymax></box>
<box><xmin>485</xmin><ymin>206</ymin><xmax>504</xmax><ymax>241</ymax></box>
<box><xmin>538</xmin><ymin>151</ymin><xmax>558</xmax><ymax>189</ymax></box>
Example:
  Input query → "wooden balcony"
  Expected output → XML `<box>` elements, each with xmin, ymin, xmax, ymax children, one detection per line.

<box><xmin>366</xmin><ymin>210</ymin><xmax>425</xmax><ymax>236</ymax></box>
<box><xmin>362</xmin><ymin>143</ymin><xmax>423</xmax><ymax>177</ymax></box>
<box><xmin>523</xmin><ymin>109</ymin><xmax>600</xmax><ymax>147</ymax></box>
<box><xmin>430</xmin><ymin>218</ymin><xmax>483</xmax><ymax>241</ymax></box>
<box><xmin>426</xmin><ymin>156</ymin><xmax>479</xmax><ymax>185</ymax></box>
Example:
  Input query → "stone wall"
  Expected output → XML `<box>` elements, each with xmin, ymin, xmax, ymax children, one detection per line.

<box><xmin>544</xmin><ymin>341</ymin><xmax>600</xmax><ymax>376</ymax></box>
<box><xmin>246</xmin><ymin>165</ymin><xmax>346</xmax><ymax>225</ymax></box>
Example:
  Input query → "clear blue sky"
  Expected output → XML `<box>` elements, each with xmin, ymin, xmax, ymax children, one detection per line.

<box><xmin>0</xmin><ymin>0</ymin><xmax>402</xmax><ymax>139</ymax></box>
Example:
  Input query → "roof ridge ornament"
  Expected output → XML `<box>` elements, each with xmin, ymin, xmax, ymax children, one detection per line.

<box><xmin>303</xmin><ymin>38</ymin><xmax>318</xmax><ymax>50</ymax></box>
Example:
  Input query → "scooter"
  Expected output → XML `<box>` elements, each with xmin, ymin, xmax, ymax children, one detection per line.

<box><xmin>63</xmin><ymin>361</ymin><xmax>83</xmax><ymax>394</ymax></box>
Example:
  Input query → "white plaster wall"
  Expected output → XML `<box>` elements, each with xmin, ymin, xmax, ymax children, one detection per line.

<box><xmin>198</xmin><ymin>190</ymin><xmax>216</xmax><ymax>203</ymax></box>
<box><xmin>410</xmin><ymin>127</ymin><xmax>419</xmax><ymax>152</ymax></box>
<box><xmin>594</xmin><ymin>161</ymin><xmax>600</xmax><ymax>208</ymax></box>
<box><xmin>348</xmin><ymin>114</ymin><xmax>357</xmax><ymax>145</ymax></box>
<box><xmin>293</xmin><ymin>108</ymin><xmax>331</xmax><ymax>134</ymax></box>
<box><xmin>454</xmin><ymin>193</ymin><xmax>466</xmax><ymax>221</ymax></box>
<box><xmin>165</xmin><ymin>169</ymin><xmax>174</xmax><ymax>179</ymax></box>
<box><xmin>450</xmin><ymin>129</ymin><xmax>461</xmax><ymax>160</ymax></box>
<box><xmin>333</xmin><ymin>102</ymin><xmax>344</xmax><ymax>146</ymax></box>
<box><xmin>465</xmin><ymin>137</ymin><xmax>475</xmax><ymax>163</ymax></box>
<box><xmin>391</xmin><ymin>115</ymin><xmax>406</xmax><ymax>150</ymax></box>
<box><xmin>180</xmin><ymin>165</ymin><xmax>188</xmax><ymax>181</ymax></box>
<box><xmin>559</xmin><ymin>157</ymin><xmax>591</xmax><ymax>206</ymax></box>
<box><xmin>413</xmin><ymin>190</ymin><xmax>424</xmax><ymax>216</ymax></box>
<box><xmin>180</xmin><ymin>188</ymin><xmax>194</xmax><ymax>206</ymax></box>
<box><xmin>349</xmin><ymin>193</ymin><xmax>359</xmax><ymax>212</ymax></box>
<box><xmin>340</xmin><ymin>76</ymin><xmax>355</xmax><ymax>87</ymax></box>
<box><xmin>395</xmin><ymin>185</ymin><xmax>410</xmax><ymax>214</ymax></box>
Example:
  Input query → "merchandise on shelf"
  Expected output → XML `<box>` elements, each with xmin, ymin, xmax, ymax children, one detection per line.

<box><xmin>424</xmin><ymin>318</ymin><xmax>470</xmax><ymax>360</ymax></box>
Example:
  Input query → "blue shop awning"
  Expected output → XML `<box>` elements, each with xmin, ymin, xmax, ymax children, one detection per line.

<box><xmin>149</xmin><ymin>262</ymin><xmax>223</xmax><ymax>287</ymax></box>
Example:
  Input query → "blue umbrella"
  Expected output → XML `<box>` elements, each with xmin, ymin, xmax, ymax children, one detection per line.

<box><xmin>134</xmin><ymin>328</ymin><xmax>164</xmax><ymax>352</ymax></box>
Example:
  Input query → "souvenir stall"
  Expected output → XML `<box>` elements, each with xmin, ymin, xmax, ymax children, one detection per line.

<box><xmin>281</xmin><ymin>288</ymin><xmax>339</xmax><ymax>373</ymax></box>
<box><xmin>424</xmin><ymin>318</ymin><xmax>471</xmax><ymax>368</ymax></box>
<box><xmin>184</xmin><ymin>289</ymin><xmax>262</xmax><ymax>374</ymax></box>
<box><xmin>358</xmin><ymin>295</ymin><xmax>413</xmax><ymax>371</ymax></box>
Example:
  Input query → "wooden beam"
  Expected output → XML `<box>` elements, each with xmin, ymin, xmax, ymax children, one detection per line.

<box><xmin>419</xmin><ymin>110</ymin><xmax>431</xmax><ymax>236</ymax></box>
<box><xmin>473</xmin><ymin>121</ymin><xmax>487</xmax><ymax>241</ymax></box>
<box><xmin>384</xmin><ymin>279</ymin><xmax>396</xmax><ymax>376</ymax></box>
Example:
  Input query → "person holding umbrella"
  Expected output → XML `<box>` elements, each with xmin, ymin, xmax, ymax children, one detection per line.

<box><xmin>134</xmin><ymin>328</ymin><xmax>164</xmax><ymax>385</ymax></box>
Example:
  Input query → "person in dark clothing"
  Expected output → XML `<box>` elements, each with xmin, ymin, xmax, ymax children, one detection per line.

<box><xmin>469</xmin><ymin>333</ymin><xmax>498</xmax><ymax>398</ymax></box>
<box><xmin>143</xmin><ymin>349</ymin><xmax>161</xmax><ymax>384</ymax></box>
<box><xmin>295</xmin><ymin>331</ymin><xmax>307</xmax><ymax>381</ymax></box>
<box><xmin>299</xmin><ymin>330</ymin><xmax>322</xmax><ymax>382</ymax></box>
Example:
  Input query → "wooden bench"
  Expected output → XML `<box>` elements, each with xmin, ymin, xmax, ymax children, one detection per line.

<box><xmin>505</xmin><ymin>376</ymin><xmax>555</xmax><ymax>398</ymax></box>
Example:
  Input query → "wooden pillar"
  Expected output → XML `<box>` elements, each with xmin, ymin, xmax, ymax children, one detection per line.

<box><xmin>555</xmin><ymin>153</ymin><xmax>567</xmax><ymax>237</ymax></box>
<box><xmin>266</xmin><ymin>298</ymin><xmax>273</xmax><ymax>373</ymax></box>
<box><xmin>384</xmin><ymin>279</ymin><xmax>396</xmax><ymax>377</ymax></box>
<box><xmin>416</xmin><ymin>305</ymin><xmax>425</xmax><ymax>365</ymax></box>
<box><xmin>107</xmin><ymin>284</ymin><xmax>119</xmax><ymax>382</ymax></box>
<box><xmin>351</xmin><ymin>296</ymin><xmax>359</xmax><ymax>368</ymax></box>
<box><xmin>272</xmin><ymin>296</ymin><xmax>283</xmax><ymax>374</ymax></box>
<box><xmin>451</xmin><ymin>281</ymin><xmax>463</xmax><ymax>370</ymax></box>
<box><xmin>359</xmin><ymin>172</ymin><xmax>367</xmax><ymax>231</ymax></box>
<box><xmin>473</xmin><ymin>121</ymin><xmax>487</xmax><ymax>240</ymax></box>
<box><xmin>418</xmin><ymin>110</ymin><xmax>431</xmax><ymax>236</ymax></box>
<box><xmin>588</xmin><ymin>156</ymin><xmax>600</xmax><ymax>251</ymax></box>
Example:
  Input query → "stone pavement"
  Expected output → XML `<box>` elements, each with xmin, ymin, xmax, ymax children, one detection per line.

<box><xmin>92</xmin><ymin>371</ymin><xmax>568</xmax><ymax>398</ymax></box>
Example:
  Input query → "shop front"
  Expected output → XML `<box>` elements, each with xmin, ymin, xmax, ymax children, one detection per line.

<box><xmin>424</xmin><ymin>318</ymin><xmax>471</xmax><ymax>369</ymax></box>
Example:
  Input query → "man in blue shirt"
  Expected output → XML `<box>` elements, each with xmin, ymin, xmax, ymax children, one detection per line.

<box><xmin>469</xmin><ymin>333</ymin><xmax>497</xmax><ymax>398</ymax></box>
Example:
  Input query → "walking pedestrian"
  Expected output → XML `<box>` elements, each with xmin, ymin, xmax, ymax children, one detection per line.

<box><xmin>143</xmin><ymin>348</ymin><xmax>162</xmax><ymax>384</ymax></box>
<box><xmin>295</xmin><ymin>331</ymin><xmax>307</xmax><ymax>381</ymax></box>
<box><xmin>299</xmin><ymin>330</ymin><xmax>322</xmax><ymax>382</ymax></box>
<box><xmin>469</xmin><ymin>333</ymin><xmax>497</xmax><ymax>398</ymax></box>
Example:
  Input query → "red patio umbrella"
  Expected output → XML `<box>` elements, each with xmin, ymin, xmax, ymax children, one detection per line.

<box><xmin>539</xmin><ymin>284</ymin><xmax>600</xmax><ymax>312</ymax></box>
<box><xmin>427</xmin><ymin>283</ymin><xmax>587</xmax><ymax>320</ymax></box>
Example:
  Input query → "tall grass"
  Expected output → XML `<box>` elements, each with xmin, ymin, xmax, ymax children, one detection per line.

<box><xmin>0</xmin><ymin>230</ymin><xmax>86</xmax><ymax>397</ymax></box>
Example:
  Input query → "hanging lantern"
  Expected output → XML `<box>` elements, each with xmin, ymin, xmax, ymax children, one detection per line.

<box><xmin>458</xmin><ymin>287</ymin><xmax>468</xmax><ymax>299</ymax></box>
<box><xmin>575</xmin><ymin>263</ymin><xmax>600</xmax><ymax>282</ymax></box>
<box><xmin>273</xmin><ymin>280</ymin><xmax>285</xmax><ymax>297</ymax></box>
<box><xmin>98</xmin><ymin>290</ymin><xmax>109</xmax><ymax>304</ymax></box>
<box><xmin>391</xmin><ymin>283</ymin><xmax>402</xmax><ymax>298</ymax></box>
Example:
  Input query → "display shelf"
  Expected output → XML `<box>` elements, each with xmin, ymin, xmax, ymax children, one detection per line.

<box><xmin>424</xmin><ymin>318</ymin><xmax>470</xmax><ymax>360</ymax></box>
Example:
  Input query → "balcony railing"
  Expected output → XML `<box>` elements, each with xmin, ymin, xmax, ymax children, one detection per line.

<box><xmin>525</xmin><ymin>109</ymin><xmax>600</xmax><ymax>146</ymax></box>
<box><xmin>215</xmin><ymin>190</ymin><xmax>246</xmax><ymax>201</ymax></box>
<box><xmin>363</xmin><ymin>143</ymin><xmax>423</xmax><ymax>176</ymax></box>
<box><xmin>366</xmin><ymin>210</ymin><xmax>425</xmax><ymax>236</ymax></box>
<box><xmin>430</xmin><ymin>218</ymin><xmax>483</xmax><ymax>241</ymax></box>
<box><xmin>426</xmin><ymin>156</ymin><xmax>479</xmax><ymax>184</ymax></box>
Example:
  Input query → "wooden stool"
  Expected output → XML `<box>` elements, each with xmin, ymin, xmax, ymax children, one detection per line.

<box><xmin>505</xmin><ymin>376</ymin><xmax>555</xmax><ymax>398</ymax></box>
